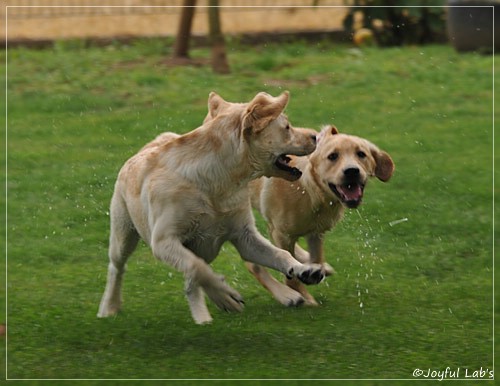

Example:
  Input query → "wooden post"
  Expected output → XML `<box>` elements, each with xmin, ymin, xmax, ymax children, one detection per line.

<box><xmin>172</xmin><ymin>0</ymin><xmax>197</xmax><ymax>60</ymax></box>
<box><xmin>208</xmin><ymin>0</ymin><xmax>230</xmax><ymax>74</ymax></box>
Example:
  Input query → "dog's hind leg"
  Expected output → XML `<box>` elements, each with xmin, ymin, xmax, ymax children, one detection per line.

<box><xmin>98</xmin><ymin>194</ymin><xmax>140</xmax><ymax>318</ymax></box>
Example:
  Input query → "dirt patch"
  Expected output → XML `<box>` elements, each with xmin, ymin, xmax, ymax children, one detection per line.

<box><xmin>3</xmin><ymin>3</ymin><xmax>348</xmax><ymax>42</ymax></box>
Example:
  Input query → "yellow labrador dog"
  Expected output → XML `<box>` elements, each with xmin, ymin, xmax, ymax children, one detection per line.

<box><xmin>97</xmin><ymin>91</ymin><xmax>324</xmax><ymax>324</ymax></box>
<box><xmin>247</xmin><ymin>125</ymin><xmax>394</xmax><ymax>306</ymax></box>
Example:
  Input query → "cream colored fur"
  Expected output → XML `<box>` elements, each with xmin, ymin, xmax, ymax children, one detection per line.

<box><xmin>247</xmin><ymin>125</ymin><xmax>395</xmax><ymax>306</ymax></box>
<box><xmin>97</xmin><ymin>91</ymin><xmax>324</xmax><ymax>324</ymax></box>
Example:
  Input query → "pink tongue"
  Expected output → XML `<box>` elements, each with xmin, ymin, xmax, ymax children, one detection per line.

<box><xmin>338</xmin><ymin>184</ymin><xmax>362</xmax><ymax>201</ymax></box>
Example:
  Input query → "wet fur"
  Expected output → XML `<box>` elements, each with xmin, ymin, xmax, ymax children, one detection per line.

<box><xmin>247</xmin><ymin>125</ymin><xmax>395</xmax><ymax>306</ymax></box>
<box><xmin>97</xmin><ymin>91</ymin><xmax>324</xmax><ymax>324</ymax></box>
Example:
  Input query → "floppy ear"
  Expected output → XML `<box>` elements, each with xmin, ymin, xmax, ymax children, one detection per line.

<box><xmin>204</xmin><ymin>92</ymin><xmax>230</xmax><ymax>123</ymax></box>
<box><xmin>371</xmin><ymin>147</ymin><xmax>394</xmax><ymax>182</ymax></box>
<box><xmin>243</xmin><ymin>91</ymin><xmax>289</xmax><ymax>133</ymax></box>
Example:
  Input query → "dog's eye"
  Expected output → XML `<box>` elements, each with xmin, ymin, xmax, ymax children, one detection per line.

<box><xmin>357</xmin><ymin>151</ymin><xmax>367</xmax><ymax>159</ymax></box>
<box><xmin>328</xmin><ymin>152</ymin><xmax>338</xmax><ymax>161</ymax></box>
<box><xmin>285</xmin><ymin>124</ymin><xmax>290</xmax><ymax>130</ymax></box>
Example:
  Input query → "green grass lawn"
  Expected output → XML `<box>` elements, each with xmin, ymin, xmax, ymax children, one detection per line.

<box><xmin>2</xmin><ymin>38</ymin><xmax>496</xmax><ymax>382</ymax></box>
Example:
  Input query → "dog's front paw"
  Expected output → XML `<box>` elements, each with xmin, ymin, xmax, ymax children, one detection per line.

<box><xmin>274</xmin><ymin>285</ymin><xmax>305</xmax><ymax>307</ymax></box>
<box><xmin>288</xmin><ymin>264</ymin><xmax>325</xmax><ymax>285</ymax></box>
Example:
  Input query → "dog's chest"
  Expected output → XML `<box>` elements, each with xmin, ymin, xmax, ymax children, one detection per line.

<box><xmin>182</xmin><ymin>213</ymin><xmax>237</xmax><ymax>262</ymax></box>
<box><xmin>311</xmin><ymin>204</ymin><xmax>343</xmax><ymax>233</ymax></box>
<box><xmin>190</xmin><ymin>212</ymin><xmax>234</xmax><ymax>237</ymax></box>
<box><xmin>293</xmin><ymin>200</ymin><xmax>344</xmax><ymax>236</ymax></box>
<box><xmin>182</xmin><ymin>193</ymin><xmax>249</xmax><ymax>262</ymax></box>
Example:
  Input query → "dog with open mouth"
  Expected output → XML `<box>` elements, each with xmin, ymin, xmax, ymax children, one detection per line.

<box><xmin>247</xmin><ymin>124</ymin><xmax>395</xmax><ymax>306</ymax></box>
<box><xmin>97</xmin><ymin>91</ymin><xmax>324</xmax><ymax>324</ymax></box>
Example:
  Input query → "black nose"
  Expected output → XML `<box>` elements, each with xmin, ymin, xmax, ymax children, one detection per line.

<box><xmin>344</xmin><ymin>167</ymin><xmax>360</xmax><ymax>177</ymax></box>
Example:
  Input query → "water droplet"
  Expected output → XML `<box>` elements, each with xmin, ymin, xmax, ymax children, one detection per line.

<box><xmin>389</xmin><ymin>217</ymin><xmax>408</xmax><ymax>227</ymax></box>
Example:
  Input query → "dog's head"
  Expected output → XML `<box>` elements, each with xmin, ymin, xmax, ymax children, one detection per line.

<box><xmin>311</xmin><ymin>125</ymin><xmax>394</xmax><ymax>208</ymax></box>
<box><xmin>205</xmin><ymin>91</ymin><xmax>317</xmax><ymax>181</ymax></box>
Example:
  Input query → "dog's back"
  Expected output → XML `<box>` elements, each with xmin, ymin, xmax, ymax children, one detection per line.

<box><xmin>139</xmin><ymin>132</ymin><xmax>180</xmax><ymax>152</ymax></box>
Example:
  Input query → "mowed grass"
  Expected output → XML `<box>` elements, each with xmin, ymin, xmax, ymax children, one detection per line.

<box><xmin>2</xmin><ymin>38</ymin><xmax>495</xmax><ymax>381</ymax></box>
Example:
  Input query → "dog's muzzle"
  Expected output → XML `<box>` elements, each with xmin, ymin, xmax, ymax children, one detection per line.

<box><xmin>328</xmin><ymin>168</ymin><xmax>365</xmax><ymax>208</ymax></box>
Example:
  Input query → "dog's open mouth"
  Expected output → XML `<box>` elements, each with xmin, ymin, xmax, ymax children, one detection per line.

<box><xmin>274</xmin><ymin>154</ymin><xmax>302</xmax><ymax>180</ymax></box>
<box><xmin>328</xmin><ymin>182</ymin><xmax>365</xmax><ymax>208</ymax></box>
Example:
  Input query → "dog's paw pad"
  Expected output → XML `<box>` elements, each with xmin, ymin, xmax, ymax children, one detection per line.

<box><xmin>298</xmin><ymin>266</ymin><xmax>324</xmax><ymax>285</ymax></box>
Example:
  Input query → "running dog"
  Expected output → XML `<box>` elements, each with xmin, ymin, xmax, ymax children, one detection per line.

<box><xmin>247</xmin><ymin>125</ymin><xmax>394</xmax><ymax>306</ymax></box>
<box><xmin>97</xmin><ymin>91</ymin><xmax>324</xmax><ymax>324</ymax></box>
